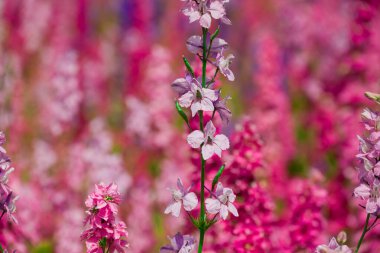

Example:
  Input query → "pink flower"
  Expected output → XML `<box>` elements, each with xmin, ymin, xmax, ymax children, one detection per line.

<box><xmin>354</xmin><ymin>180</ymin><xmax>380</xmax><ymax>213</ymax></box>
<box><xmin>187</xmin><ymin>121</ymin><xmax>229</xmax><ymax>160</ymax></box>
<box><xmin>205</xmin><ymin>182</ymin><xmax>238</xmax><ymax>220</ymax></box>
<box><xmin>81</xmin><ymin>183</ymin><xmax>128</xmax><ymax>253</ymax></box>
<box><xmin>164</xmin><ymin>178</ymin><xmax>198</xmax><ymax>217</ymax></box>
<box><xmin>178</xmin><ymin>78</ymin><xmax>218</xmax><ymax>117</ymax></box>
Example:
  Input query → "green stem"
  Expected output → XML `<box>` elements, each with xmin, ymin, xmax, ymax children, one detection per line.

<box><xmin>355</xmin><ymin>213</ymin><xmax>371</xmax><ymax>253</ymax></box>
<box><xmin>197</xmin><ymin>27</ymin><xmax>208</xmax><ymax>253</ymax></box>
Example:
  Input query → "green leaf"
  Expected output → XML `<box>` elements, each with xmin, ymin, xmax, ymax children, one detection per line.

<box><xmin>99</xmin><ymin>237</ymin><xmax>107</xmax><ymax>252</ymax></box>
<box><xmin>0</xmin><ymin>245</ymin><xmax>4</xmax><ymax>253</ymax></box>
<box><xmin>210</xmin><ymin>27</ymin><xmax>220</xmax><ymax>41</ymax></box>
<box><xmin>212</xmin><ymin>164</ymin><xmax>225</xmax><ymax>191</ymax></box>
<box><xmin>365</xmin><ymin>91</ymin><xmax>380</xmax><ymax>105</ymax></box>
<box><xmin>175</xmin><ymin>101</ymin><xmax>191</xmax><ymax>129</ymax></box>
<box><xmin>183</xmin><ymin>56</ymin><xmax>194</xmax><ymax>77</ymax></box>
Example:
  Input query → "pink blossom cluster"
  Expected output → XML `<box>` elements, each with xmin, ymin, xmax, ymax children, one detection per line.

<box><xmin>81</xmin><ymin>183</ymin><xmax>128</xmax><ymax>253</ymax></box>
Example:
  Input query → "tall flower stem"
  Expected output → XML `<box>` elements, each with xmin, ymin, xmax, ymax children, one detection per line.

<box><xmin>197</xmin><ymin>27</ymin><xmax>208</xmax><ymax>253</ymax></box>
<box><xmin>355</xmin><ymin>213</ymin><xmax>371</xmax><ymax>253</ymax></box>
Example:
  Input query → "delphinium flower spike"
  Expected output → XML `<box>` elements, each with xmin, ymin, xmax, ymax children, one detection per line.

<box><xmin>316</xmin><ymin>92</ymin><xmax>380</xmax><ymax>253</ymax></box>
<box><xmin>81</xmin><ymin>183</ymin><xmax>128</xmax><ymax>253</ymax></box>
<box><xmin>0</xmin><ymin>131</ymin><xmax>18</xmax><ymax>224</ymax></box>
<box><xmin>163</xmin><ymin>1</ymin><xmax>237</xmax><ymax>252</ymax></box>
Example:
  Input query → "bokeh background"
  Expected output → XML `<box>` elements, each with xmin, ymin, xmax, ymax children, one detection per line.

<box><xmin>1</xmin><ymin>0</ymin><xmax>380</xmax><ymax>252</ymax></box>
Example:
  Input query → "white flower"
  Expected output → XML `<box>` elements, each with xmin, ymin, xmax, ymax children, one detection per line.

<box><xmin>205</xmin><ymin>182</ymin><xmax>238</xmax><ymax>220</ymax></box>
<box><xmin>178</xmin><ymin>79</ymin><xmax>218</xmax><ymax>117</ymax></box>
<box><xmin>187</xmin><ymin>121</ymin><xmax>229</xmax><ymax>160</ymax></box>
<box><xmin>181</xmin><ymin>0</ymin><xmax>230</xmax><ymax>29</ymax></box>
<box><xmin>164</xmin><ymin>178</ymin><xmax>198</xmax><ymax>217</ymax></box>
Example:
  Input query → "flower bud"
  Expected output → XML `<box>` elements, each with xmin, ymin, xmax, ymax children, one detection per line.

<box><xmin>365</xmin><ymin>91</ymin><xmax>380</xmax><ymax>104</ymax></box>
<box><xmin>337</xmin><ymin>231</ymin><xmax>347</xmax><ymax>244</ymax></box>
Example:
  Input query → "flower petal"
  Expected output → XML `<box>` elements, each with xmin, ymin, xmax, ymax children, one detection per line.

<box><xmin>220</xmin><ymin>204</ymin><xmax>229</xmax><ymax>220</ymax></box>
<box><xmin>202</xmin><ymin>143</ymin><xmax>215</xmax><ymax>160</ymax></box>
<box><xmin>172</xmin><ymin>78</ymin><xmax>191</xmax><ymax>96</ymax></box>
<box><xmin>183</xmin><ymin>192</ymin><xmax>198</xmax><ymax>211</ymax></box>
<box><xmin>187</xmin><ymin>130</ymin><xmax>204</xmax><ymax>148</ymax></box>
<box><xmin>214</xmin><ymin>134</ymin><xmax>230</xmax><ymax>150</ymax></box>
<box><xmin>199</xmin><ymin>13</ymin><xmax>211</xmax><ymax>28</ymax></box>
<box><xmin>366</xmin><ymin>199</ymin><xmax>378</xmax><ymax>213</ymax></box>
<box><xmin>209</xmin><ymin>1</ymin><xmax>225</xmax><ymax>19</ymax></box>
<box><xmin>178</xmin><ymin>91</ymin><xmax>194</xmax><ymax>108</ymax></box>
<box><xmin>203</xmin><ymin>88</ymin><xmax>219</xmax><ymax>101</ymax></box>
<box><xmin>354</xmin><ymin>184</ymin><xmax>371</xmax><ymax>199</ymax></box>
<box><xmin>205</xmin><ymin>198</ymin><xmax>221</xmax><ymax>214</ymax></box>
<box><xmin>164</xmin><ymin>201</ymin><xmax>182</xmax><ymax>217</ymax></box>
<box><xmin>227</xmin><ymin>202</ymin><xmax>239</xmax><ymax>217</ymax></box>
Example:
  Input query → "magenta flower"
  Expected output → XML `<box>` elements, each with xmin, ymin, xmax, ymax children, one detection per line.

<box><xmin>178</xmin><ymin>78</ymin><xmax>218</xmax><ymax>117</ymax></box>
<box><xmin>160</xmin><ymin>233</ymin><xmax>196</xmax><ymax>253</ymax></box>
<box><xmin>205</xmin><ymin>182</ymin><xmax>238</xmax><ymax>220</ymax></box>
<box><xmin>187</xmin><ymin>121</ymin><xmax>229</xmax><ymax>160</ymax></box>
<box><xmin>81</xmin><ymin>183</ymin><xmax>128</xmax><ymax>253</ymax></box>
<box><xmin>164</xmin><ymin>178</ymin><xmax>198</xmax><ymax>217</ymax></box>
<box><xmin>315</xmin><ymin>237</ymin><xmax>352</xmax><ymax>253</ymax></box>
<box><xmin>354</xmin><ymin>180</ymin><xmax>380</xmax><ymax>214</ymax></box>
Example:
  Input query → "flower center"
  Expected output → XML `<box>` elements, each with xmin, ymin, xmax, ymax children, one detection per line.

<box><xmin>104</xmin><ymin>195</ymin><xmax>113</xmax><ymax>201</ymax></box>
<box><xmin>196</xmin><ymin>90</ymin><xmax>203</xmax><ymax>100</ymax></box>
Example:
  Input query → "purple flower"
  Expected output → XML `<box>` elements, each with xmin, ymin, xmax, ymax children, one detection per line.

<box><xmin>160</xmin><ymin>233</ymin><xmax>196</xmax><ymax>253</ymax></box>
<box><xmin>315</xmin><ymin>236</ymin><xmax>352</xmax><ymax>253</ymax></box>
<box><xmin>164</xmin><ymin>178</ymin><xmax>198</xmax><ymax>217</ymax></box>
<box><xmin>214</xmin><ymin>96</ymin><xmax>232</xmax><ymax>125</ymax></box>
<box><xmin>216</xmin><ymin>50</ymin><xmax>235</xmax><ymax>81</ymax></box>
<box><xmin>354</xmin><ymin>179</ymin><xmax>380</xmax><ymax>213</ymax></box>
<box><xmin>187</xmin><ymin>121</ymin><xmax>229</xmax><ymax>160</ymax></box>
<box><xmin>171</xmin><ymin>74</ymin><xmax>193</xmax><ymax>96</ymax></box>
<box><xmin>205</xmin><ymin>182</ymin><xmax>238</xmax><ymax>220</ymax></box>
<box><xmin>186</xmin><ymin>35</ymin><xmax>228</xmax><ymax>56</ymax></box>
<box><xmin>178</xmin><ymin>78</ymin><xmax>218</xmax><ymax>117</ymax></box>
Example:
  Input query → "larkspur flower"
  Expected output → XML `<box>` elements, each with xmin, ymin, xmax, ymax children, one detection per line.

<box><xmin>81</xmin><ymin>183</ymin><xmax>128</xmax><ymax>253</ymax></box>
<box><xmin>216</xmin><ymin>50</ymin><xmax>235</xmax><ymax>81</ymax></box>
<box><xmin>164</xmin><ymin>178</ymin><xmax>198</xmax><ymax>217</ymax></box>
<box><xmin>205</xmin><ymin>182</ymin><xmax>238</xmax><ymax>220</ymax></box>
<box><xmin>0</xmin><ymin>131</ymin><xmax>17</xmax><ymax>224</ymax></box>
<box><xmin>213</xmin><ymin>96</ymin><xmax>231</xmax><ymax>125</ymax></box>
<box><xmin>187</xmin><ymin>121</ymin><xmax>229</xmax><ymax>160</ymax></box>
<box><xmin>186</xmin><ymin>35</ymin><xmax>228</xmax><ymax>56</ymax></box>
<box><xmin>178</xmin><ymin>78</ymin><xmax>218</xmax><ymax>117</ymax></box>
<box><xmin>160</xmin><ymin>233</ymin><xmax>196</xmax><ymax>253</ymax></box>
<box><xmin>315</xmin><ymin>237</ymin><xmax>352</xmax><ymax>253</ymax></box>
<box><xmin>354</xmin><ymin>180</ymin><xmax>380</xmax><ymax>213</ymax></box>
<box><xmin>181</xmin><ymin>0</ymin><xmax>230</xmax><ymax>28</ymax></box>
<box><xmin>85</xmin><ymin>183</ymin><xmax>122</xmax><ymax>226</ymax></box>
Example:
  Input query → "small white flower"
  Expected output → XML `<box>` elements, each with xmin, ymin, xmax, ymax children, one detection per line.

<box><xmin>205</xmin><ymin>182</ymin><xmax>238</xmax><ymax>220</ymax></box>
<box><xmin>178</xmin><ymin>79</ymin><xmax>218</xmax><ymax>117</ymax></box>
<box><xmin>164</xmin><ymin>178</ymin><xmax>198</xmax><ymax>217</ymax></box>
<box><xmin>187</xmin><ymin>121</ymin><xmax>229</xmax><ymax>160</ymax></box>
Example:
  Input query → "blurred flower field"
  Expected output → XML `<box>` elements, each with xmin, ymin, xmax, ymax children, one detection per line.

<box><xmin>1</xmin><ymin>0</ymin><xmax>380</xmax><ymax>252</ymax></box>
